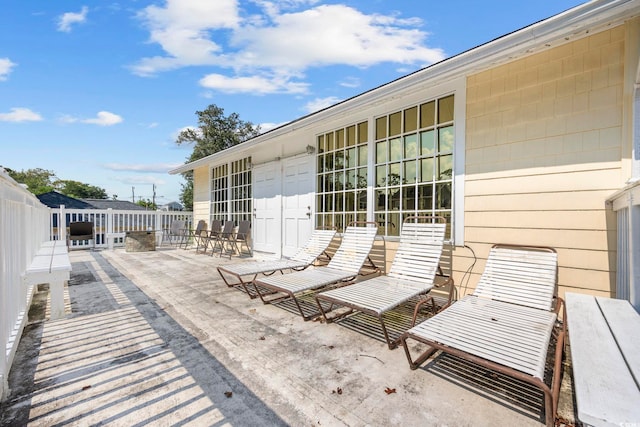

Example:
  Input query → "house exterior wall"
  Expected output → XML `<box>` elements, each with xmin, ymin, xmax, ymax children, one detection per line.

<box><xmin>461</xmin><ymin>24</ymin><xmax>631</xmax><ymax>298</ymax></box>
<box><xmin>192</xmin><ymin>166</ymin><xmax>210</xmax><ymax>225</ymax></box>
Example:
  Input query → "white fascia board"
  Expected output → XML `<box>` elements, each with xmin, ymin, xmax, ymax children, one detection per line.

<box><xmin>170</xmin><ymin>0</ymin><xmax>640</xmax><ymax>176</ymax></box>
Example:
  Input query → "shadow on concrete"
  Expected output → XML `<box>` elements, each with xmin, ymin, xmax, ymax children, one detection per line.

<box><xmin>1</xmin><ymin>252</ymin><xmax>287</xmax><ymax>426</ymax></box>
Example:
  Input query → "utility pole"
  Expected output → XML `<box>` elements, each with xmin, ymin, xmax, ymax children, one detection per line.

<box><xmin>152</xmin><ymin>184</ymin><xmax>156</xmax><ymax>207</ymax></box>
<box><xmin>131</xmin><ymin>186</ymin><xmax>135</xmax><ymax>203</ymax></box>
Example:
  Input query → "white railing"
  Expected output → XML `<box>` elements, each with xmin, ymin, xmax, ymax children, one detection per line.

<box><xmin>0</xmin><ymin>169</ymin><xmax>50</xmax><ymax>400</ymax></box>
<box><xmin>608</xmin><ymin>181</ymin><xmax>640</xmax><ymax>312</ymax></box>
<box><xmin>54</xmin><ymin>207</ymin><xmax>192</xmax><ymax>249</ymax></box>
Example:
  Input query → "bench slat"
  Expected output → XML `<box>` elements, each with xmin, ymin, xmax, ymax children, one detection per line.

<box><xmin>566</xmin><ymin>293</ymin><xmax>640</xmax><ymax>427</ymax></box>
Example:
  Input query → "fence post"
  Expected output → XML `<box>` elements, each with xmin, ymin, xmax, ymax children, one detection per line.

<box><xmin>59</xmin><ymin>205</ymin><xmax>67</xmax><ymax>244</ymax></box>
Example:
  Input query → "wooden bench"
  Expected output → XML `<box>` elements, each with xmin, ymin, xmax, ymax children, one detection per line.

<box><xmin>22</xmin><ymin>240</ymin><xmax>72</xmax><ymax>320</ymax></box>
<box><xmin>565</xmin><ymin>292</ymin><xmax>640</xmax><ymax>426</ymax></box>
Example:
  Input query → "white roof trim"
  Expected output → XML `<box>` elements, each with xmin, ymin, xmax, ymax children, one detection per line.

<box><xmin>170</xmin><ymin>0</ymin><xmax>640</xmax><ymax>175</ymax></box>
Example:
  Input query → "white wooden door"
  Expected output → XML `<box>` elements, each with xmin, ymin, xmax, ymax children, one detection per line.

<box><xmin>252</xmin><ymin>162</ymin><xmax>281</xmax><ymax>255</ymax></box>
<box><xmin>282</xmin><ymin>156</ymin><xmax>314</xmax><ymax>257</ymax></box>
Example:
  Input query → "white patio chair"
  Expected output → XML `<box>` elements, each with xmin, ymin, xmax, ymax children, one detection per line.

<box><xmin>217</xmin><ymin>228</ymin><xmax>337</xmax><ymax>297</ymax></box>
<box><xmin>253</xmin><ymin>222</ymin><xmax>379</xmax><ymax>320</ymax></box>
<box><xmin>315</xmin><ymin>216</ymin><xmax>450</xmax><ymax>349</ymax></box>
<box><xmin>401</xmin><ymin>244</ymin><xmax>565</xmax><ymax>427</ymax></box>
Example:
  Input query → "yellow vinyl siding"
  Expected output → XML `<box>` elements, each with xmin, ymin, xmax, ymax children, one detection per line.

<box><xmin>462</xmin><ymin>25</ymin><xmax>628</xmax><ymax>298</ymax></box>
<box><xmin>192</xmin><ymin>166</ymin><xmax>210</xmax><ymax>225</ymax></box>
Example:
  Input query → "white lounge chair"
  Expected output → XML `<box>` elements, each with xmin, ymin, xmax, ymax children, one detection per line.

<box><xmin>315</xmin><ymin>216</ymin><xmax>451</xmax><ymax>349</ymax></box>
<box><xmin>216</xmin><ymin>228</ymin><xmax>337</xmax><ymax>297</ymax></box>
<box><xmin>253</xmin><ymin>222</ymin><xmax>379</xmax><ymax>320</ymax></box>
<box><xmin>401</xmin><ymin>244</ymin><xmax>565</xmax><ymax>427</ymax></box>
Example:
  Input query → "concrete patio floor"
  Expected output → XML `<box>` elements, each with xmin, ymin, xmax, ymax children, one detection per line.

<box><xmin>1</xmin><ymin>247</ymin><xmax>575</xmax><ymax>426</ymax></box>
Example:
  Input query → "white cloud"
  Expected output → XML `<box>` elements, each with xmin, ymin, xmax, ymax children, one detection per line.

<box><xmin>82</xmin><ymin>111</ymin><xmax>123</xmax><ymax>126</ymax></box>
<box><xmin>104</xmin><ymin>163</ymin><xmax>181</xmax><ymax>173</ymax></box>
<box><xmin>131</xmin><ymin>1</ymin><xmax>446</xmax><ymax>95</ymax></box>
<box><xmin>132</xmin><ymin>0</ymin><xmax>240</xmax><ymax>75</ymax></box>
<box><xmin>303</xmin><ymin>96</ymin><xmax>342</xmax><ymax>114</ymax></box>
<box><xmin>231</xmin><ymin>5</ymin><xmax>445</xmax><ymax>71</ymax></box>
<box><xmin>0</xmin><ymin>58</ymin><xmax>17</xmax><ymax>81</ymax></box>
<box><xmin>57</xmin><ymin>6</ymin><xmax>88</xmax><ymax>33</ymax></box>
<box><xmin>199</xmin><ymin>73</ymin><xmax>308</xmax><ymax>94</ymax></box>
<box><xmin>339</xmin><ymin>76</ymin><xmax>360</xmax><ymax>88</ymax></box>
<box><xmin>0</xmin><ymin>107</ymin><xmax>43</xmax><ymax>122</ymax></box>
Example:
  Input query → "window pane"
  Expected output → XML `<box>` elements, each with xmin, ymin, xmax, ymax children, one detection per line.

<box><xmin>421</xmin><ymin>157</ymin><xmax>434</xmax><ymax>182</ymax></box>
<box><xmin>404</xmin><ymin>160</ymin><xmax>417</xmax><ymax>183</ymax></box>
<box><xmin>375</xmin><ymin>189</ymin><xmax>386</xmax><ymax>210</ymax></box>
<box><xmin>346</xmin><ymin>147</ymin><xmax>356</xmax><ymax>168</ymax></box>
<box><xmin>357</xmin><ymin>167</ymin><xmax>367</xmax><ymax>189</ymax></box>
<box><xmin>345</xmin><ymin>192</ymin><xmax>355</xmax><ymax>211</ymax></box>
<box><xmin>402</xmin><ymin>185</ymin><xmax>416</xmax><ymax>210</ymax></box>
<box><xmin>346</xmin><ymin>125</ymin><xmax>356</xmax><ymax>147</ymax></box>
<box><xmin>438</xmin><ymin>155</ymin><xmax>453</xmax><ymax>180</ymax></box>
<box><xmin>317</xmin><ymin>154</ymin><xmax>324</xmax><ymax>173</ymax></box>
<box><xmin>376</xmin><ymin>141</ymin><xmax>387</xmax><ymax>163</ymax></box>
<box><xmin>404</xmin><ymin>134</ymin><xmax>418</xmax><ymax>158</ymax></box>
<box><xmin>389</xmin><ymin>138</ymin><xmax>402</xmax><ymax>162</ymax></box>
<box><xmin>420</xmin><ymin>101</ymin><xmax>435</xmax><ymax>128</ymax></box>
<box><xmin>436</xmin><ymin>182</ymin><xmax>452</xmax><ymax>209</ymax></box>
<box><xmin>358</xmin><ymin>121</ymin><xmax>368</xmax><ymax>143</ymax></box>
<box><xmin>345</xmin><ymin>169</ymin><xmax>356</xmax><ymax>189</ymax></box>
<box><xmin>388</xmin><ymin>212</ymin><xmax>400</xmax><ymax>236</ymax></box>
<box><xmin>357</xmin><ymin>190</ymin><xmax>367</xmax><ymax>210</ymax></box>
<box><xmin>325</xmin><ymin>194</ymin><xmax>334</xmax><ymax>211</ymax></box>
<box><xmin>316</xmin><ymin>194</ymin><xmax>323</xmax><ymax>211</ymax></box>
<box><xmin>438</xmin><ymin>95</ymin><xmax>454</xmax><ymax>123</ymax></box>
<box><xmin>389</xmin><ymin>162</ymin><xmax>401</xmax><ymax>186</ymax></box>
<box><xmin>404</xmin><ymin>106</ymin><xmax>418</xmax><ymax>132</ymax></box>
<box><xmin>388</xmin><ymin>187</ymin><xmax>400</xmax><ymax>210</ymax></box>
<box><xmin>421</xmin><ymin>130</ymin><xmax>435</xmax><ymax>156</ymax></box>
<box><xmin>389</xmin><ymin>112</ymin><xmax>401</xmax><ymax>136</ymax></box>
<box><xmin>375</xmin><ymin>117</ymin><xmax>386</xmax><ymax>140</ymax></box>
<box><xmin>439</xmin><ymin>125</ymin><xmax>454</xmax><ymax>153</ymax></box>
<box><xmin>327</xmin><ymin>132</ymin><xmax>334</xmax><ymax>151</ymax></box>
<box><xmin>335</xmin><ymin>192</ymin><xmax>344</xmax><ymax>211</ymax></box>
<box><xmin>335</xmin><ymin>151</ymin><xmax>344</xmax><ymax>169</ymax></box>
<box><xmin>335</xmin><ymin>171</ymin><xmax>344</xmax><ymax>191</ymax></box>
<box><xmin>358</xmin><ymin>145</ymin><xmax>368</xmax><ymax>166</ymax></box>
<box><xmin>336</xmin><ymin>129</ymin><xmax>345</xmax><ymax>149</ymax></box>
<box><xmin>325</xmin><ymin>153</ymin><xmax>334</xmax><ymax>171</ymax></box>
<box><xmin>376</xmin><ymin>165</ymin><xmax>386</xmax><ymax>186</ymax></box>
<box><xmin>418</xmin><ymin>184</ymin><xmax>433</xmax><ymax>210</ymax></box>
<box><xmin>325</xmin><ymin>173</ymin><xmax>334</xmax><ymax>192</ymax></box>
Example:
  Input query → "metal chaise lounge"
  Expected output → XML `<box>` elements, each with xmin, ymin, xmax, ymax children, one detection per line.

<box><xmin>217</xmin><ymin>228</ymin><xmax>337</xmax><ymax>297</ymax></box>
<box><xmin>315</xmin><ymin>216</ymin><xmax>451</xmax><ymax>349</ymax></box>
<box><xmin>253</xmin><ymin>222</ymin><xmax>379</xmax><ymax>320</ymax></box>
<box><xmin>401</xmin><ymin>244</ymin><xmax>565</xmax><ymax>427</ymax></box>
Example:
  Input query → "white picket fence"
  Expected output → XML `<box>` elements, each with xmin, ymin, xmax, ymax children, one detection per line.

<box><xmin>0</xmin><ymin>168</ymin><xmax>192</xmax><ymax>400</ymax></box>
<box><xmin>0</xmin><ymin>170</ymin><xmax>50</xmax><ymax>400</ymax></box>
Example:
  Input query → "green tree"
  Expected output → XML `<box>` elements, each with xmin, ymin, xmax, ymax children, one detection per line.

<box><xmin>5</xmin><ymin>167</ymin><xmax>108</xmax><ymax>199</ymax></box>
<box><xmin>175</xmin><ymin>104</ymin><xmax>261</xmax><ymax>210</ymax></box>
<box><xmin>5</xmin><ymin>167</ymin><xmax>56</xmax><ymax>194</ymax></box>
<box><xmin>136</xmin><ymin>198</ymin><xmax>157</xmax><ymax>210</ymax></box>
<box><xmin>58</xmin><ymin>180</ymin><xmax>108</xmax><ymax>199</ymax></box>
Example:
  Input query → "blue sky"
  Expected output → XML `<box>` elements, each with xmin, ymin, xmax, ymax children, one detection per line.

<box><xmin>1</xmin><ymin>0</ymin><xmax>584</xmax><ymax>205</ymax></box>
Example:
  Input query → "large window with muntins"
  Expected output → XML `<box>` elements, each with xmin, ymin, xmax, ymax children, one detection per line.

<box><xmin>230</xmin><ymin>157</ymin><xmax>252</xmax><ymax>225</ymax></box>
<box><xmin>210</xmin><ymin>164</ymin><xmax>228</xmax><ymax>224</ymax></box>
<box><xmin>374</xmin><ymin>95</ymin><xmax>454</xmax><ymax>238</ymax></box>
<box><xmin>210</xmin><ymin>157</ymin><xmax>252</xmax><ymax>226</ymax></box>
<box><xmin>316</xmin><ymin>121</ymin><xmax>368</xmax><ymax>232</ymax></box>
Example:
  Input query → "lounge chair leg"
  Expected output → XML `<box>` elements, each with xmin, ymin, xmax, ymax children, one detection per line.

<box><xmin>377</xmin><ymin>316</ymin><xmax>397</xmax><ymax>350</ymax></box>
<box><xmin>401</xmin><ymin>334</ymin><xmax>437</xmax><ymax>370</ymax></box>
